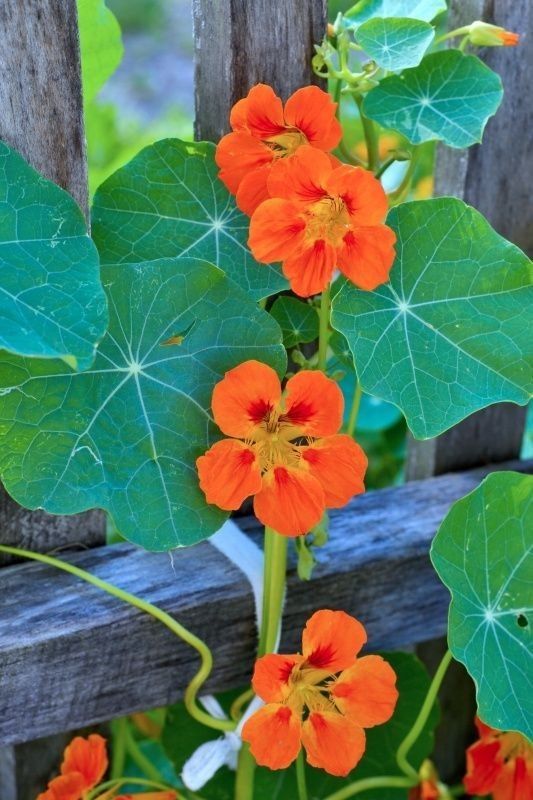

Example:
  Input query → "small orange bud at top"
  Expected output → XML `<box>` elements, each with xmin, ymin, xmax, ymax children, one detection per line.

<box><xmin>468</xmin><ymin>20</ymin><xmax>520</xmax><ymax>47</ymax></box>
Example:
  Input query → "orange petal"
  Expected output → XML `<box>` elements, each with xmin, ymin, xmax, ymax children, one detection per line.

<box><xmin>282</xmin><ymin>240</ymin><xmax>337</xmax><ymax>297</ymax></box>
<box><xmin>326</xmin><ymin>165</ymin><xmax>388</xmax><ymax>226</ymax></box>
<box><xmin>301</xmin><ymin>711</ymin><xmax>365</xmax><ymax>777</ymax></box>
<box><xmin>337</xmin><ymin>225</ymin><xmax>396</xmax><ymax>291</ymax></box>
<box><xmin>197</xmin><ymin>439</ymin><xmax>262</xmax><ymax>510</ymax></box>
<box><xmin>37</xmin><ymin>773</ymin><xmax>87</xmax><ymax>800</ymax></box>
<box><xmin>243</xmin><ymin>84</ymin><xmax>285</xmax><ymax>138</ymax></box>
<box><xmin>241</xmin><ymin>703</ymin><xmax>302</xmax><ymax>770</ymax></box>
<box><xmin>464</xmin><ymin>738</ymin><xmax>503</xmax><ymax>795</ymax></box>
<box><xmin>216</xmin><ymin>131</ymin><xmax>272</xmax><ymax>196</ymax></box>
<box><xmin>253</xmin><ymin>466</ymin><xmax>325</xmax><ymax>537</ymax></box>
<box><xmin>301</xmin><ymin>609</ymin><xmax>367</xmax><ymax>671</ymax></box>
<box><xmin>284</xmin><ymin>86</ymin><xmax>342</xmax><ymax>151</ymax></box>
<box><xmin>230</xmin><ymin>97</ymin><xmax>249</xmax><ymax>130</ymax></box>
<box><xmin>332</xmin><ymin>655</ymin><xmax>398</xmax><ymax>726</ymax></box>
<box><xmin>494</xmin><ymin>756</ymin><xmax>533</xmax><ymax>800</ymax></box>
<box><xmin>248</xmin><ymin>198</ymin><xmax>306</xmax><ymax>263</ymax></box>
<box><xmin>267</xmin><ymin>146</ymin><xmax>331</xmax><ymax>202</ymax></box>
<box><xmin>61</xmin><ymin>734</ymin><xmax>108</xmax><ymax>789</ymax></box>
<box><xmin>235</xmin><ymin>163</ymin><xmax>272</xmax><ymax>215</ymax></box>
<box><xmin>252</xmin><ymin>653</ymin><xmax>302</xmax><ymax>702</ymax></box>
<box><xmin>301</xmin><ymin>434</ymin><xmax>367</xmax><ymax>508</ymax></box>
<box><xmin>211</xmin><ymin>360</ymin><xmax>281</xmax><ymax>438</ymax></box>
<box><xmin>283</xmin><ymin>371</ymin><xmax>344</xmax><ymax>437</ymax></box>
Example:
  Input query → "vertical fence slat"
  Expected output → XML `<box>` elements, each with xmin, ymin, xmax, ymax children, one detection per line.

<box><xmin>0</xmin><ymin>0</ymin><xmax>106</xmax><ymax>569</ymax></box>
<box><xmin>0</xmin><ymin>2</ymin><xmax>105</xmax><ymax>796</ymax></box>
<box><xmin>407</xmin><ymin>0</ymin><xmax>532</xmax><ymax>781</ymax></box>
<box><xmin>193</xmin><ymin>0</ymin><xmax>327</xmax><ymax>142</ymax></box>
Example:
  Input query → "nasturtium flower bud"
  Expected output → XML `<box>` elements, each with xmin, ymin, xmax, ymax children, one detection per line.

<box><xmin>468</xmin><ymin>20</ymin><xmax>520</xmax><ymax>47</ymax></box>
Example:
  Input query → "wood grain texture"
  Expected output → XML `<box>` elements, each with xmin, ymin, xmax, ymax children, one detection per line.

<box><xmin>0</xmin><ymin>0</ymin><xmax>89</xmax><ymax>216</ymax></box>
<box><xmin>0</xmin><ymin>459</ymin><xmax>530</xmax><ymax>747</ymax></box>
<box><xmin>193</xmin><ymin>0</ymin><xmax>327</xmax><ymax>141</ymax></box>
<box><xmin>406</xmin><ymin>0</ymin><xmax>531</xmax><ymax>479</ymax></box>
<box><xmin>0</xmin><ymin>0</ymin><xmax>106</xmax><ymax>566</ymax></box>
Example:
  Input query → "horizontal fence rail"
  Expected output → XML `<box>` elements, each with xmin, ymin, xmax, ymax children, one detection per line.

<box><xmin>0</xmin><ymin>458</ymin><xmax>530</xmax><ymax>746</ymax></box>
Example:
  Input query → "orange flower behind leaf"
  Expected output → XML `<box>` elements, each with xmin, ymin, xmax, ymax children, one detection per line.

<box><xmin>248</xmin><ymin>146</ymin><xmax>396</xmax><ymax>297</ymax></box>
<box><xmin>216</xmin><ymin>84</ymin><xmax>342</xmax><ymax>215</ymax></box>
<box><xmin>196</xmin><ymin>360</ymin><xmax>367</xmax><ymax>537</ymax></box>
<box><xmin>241</xmin><ymin>609</ymin><xmax>398</xmax><ymax>776</ymax></box>
<box><xmin>37</xmin><ymin>735</ymin><xmax>108</xmax><ymax>800</ymax></box>
<box><xmin>464</xmin><ymin>718</ymin><xmax>533</xmax><ymax>800</ymax></box>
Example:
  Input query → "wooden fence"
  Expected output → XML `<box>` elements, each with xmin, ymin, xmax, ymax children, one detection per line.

<box><xmin>0</xmin><ymin>0</ymin><xmax>531</xmax><ymax>797</ymax></box>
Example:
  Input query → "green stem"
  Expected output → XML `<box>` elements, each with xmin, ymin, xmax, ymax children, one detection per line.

<box><xmin>87</xmin><ymin>776</ymin><xmax>173</xmax><ymax>800</ymax></box>
<box><xmin>396</xmin><ymin>649</ymin><xmax>453</xmax><ymax>779</ymax></box>
<box><xmin>235</xmin><ymin>528</ymin><xmax>288</xmax><ymax>800</ymax></box>
<box><xmin>318</xmin><ymin>283</ymin><xmax>331</xmax><ymax>374</ymax></box>
<box><xmin>124</xmin><ymin>722</ymin><xmax>166</xmax><ymax>784</ymax></box>
<box><xmin>0</xmin><ymin>544</ymin><xmax>235</xmax><ymax>734</ymax></box>
<box><xmin>296</xmin><ymin>751</ymin><xmax>309</xmax><ymax>800</ymax></box>
<box><xmin>434</xmin><ymin>26</ymin><xmax>470</xmax><ymax>45</ymax></box>
<box><xmin>324</xmin><ymin>775</ymin><xmax>416</xmax><ymax>800</ymax></box>
<box><xmin>375</xmin><ymin>155</ymin><xmax>398</xmax><ymax>180</ymax></box>
<box><xmin>230</xmin><ymin>687</ymin><xmax>255</xmax><ymax>721</ymax></box>
<box><xmin>387</xmin><ymin>148</ymin><xmax>420</xmax><ymax>206</ymax></box>
<box><xmin>346</xmin><ymin>382</ymin><xmax>363</xmax><ymax>438</ymax></box>
<box><xmin>110</xmin><ymin>717</ymin><xmax>128</xmax><ymax>780</ymax></box>
<box><xmin>354</xmin><ymin>94</ymin><xmax>379</xmax><ymax>173</ymax></box>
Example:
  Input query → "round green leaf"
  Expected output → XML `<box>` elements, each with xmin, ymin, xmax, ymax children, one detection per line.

<box><xmin>270</xmin><ymin>296</ymin><xmax>319</xmax><ymax>349</ymax></box>
<box><xmin>357</xmin><ymin>18</ymin><xmax>435</xmax><ymax>71</ymax></box>
<box><xmin>0</xmin><ymin>257</ymin><xmax>286</xmax><ymax>551</ymax></box>
<box><xmin>431</xmin><ymin>471</ymin><xmax>533</xmax><ymax>739</ymax></box>
<box><xmin>77</xmin><ymin>0</ymin><xmax>123</xmax><ymax>103</ymax></box>
<box><xmin>362</xmin><ymin>51</ymin><xmax>503</xmax><ymax>148</ymax></box>
<box><xmin>331</xmin><ymin>198</ymin><xmax>532</xmax><ymax>440</ymax></box>
<box><xmin>0</xmin><ymin>141</ymin><xmax>107</xmax><ymax>370</ymax></box>
<box><xmin>91</xmin><ymin>138</ymin><xmax>287</xmax><ymax>301</ymax></box>
<box><xmin>345</xmin><ymin>0</ymin><xmax>446</xmax><ymax>27</ymax></box>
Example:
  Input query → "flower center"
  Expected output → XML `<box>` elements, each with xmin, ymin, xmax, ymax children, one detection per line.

<box><xmin>285</xmin><ymin>663</ymin><xmax>337</xmax><ymax>716</ymax></box>
<box><xmin>264</xmin><ymin>129</ymin><xmax>308</xmax><ymax>158</ymax></box>
<box><xmin>305</xmin><ymin>195</ymin><xmax>350</xmax><ymax>247</ymax></box>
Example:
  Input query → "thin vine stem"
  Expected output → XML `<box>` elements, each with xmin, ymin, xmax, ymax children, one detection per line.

<box><xmin>346</xmin><ymin>381</ymin><xmax>363</xmax><ymax>438</ymax></box>
<box><xmin>124</xmin><ymin>721</ymin><xmax>166</xmax><ymax>784</ymax></box>
<box><xmin>354</xmin><ymin>94</ymin><xmax>379</xmax><ymax>173</ymax></box>
<box><xmin>0</xmin><ymin>544</ymin><xmax>235</xmax><ymax>734</ymax></box>
<box><xmin>110</xmin><ymin>717</ymin><xmax>128</xmax><ymax>780</ymax></box>
<box><xmin>318</xmin><ymin>282</ymin><xmax>332</xmax><ymax>373</ymax></box>
<box><xmin>396</xmin><ymin>649</ymin><xmax>453</xmax><ymax>779</ymax></box>
<box><xmin>230</xmin><ymin>687</ymin><xmax>255</xmax><ymax>721</ymax></box>
<box><xmin>387</xmin><ymin>147</ymin><xmax>420</xmax><ymax>206</ymax></box>
<box><xmin>87</xmin><ymin>776</ymin><xmax>174</xmax><ymax>800</ymax></box>
<box><xmin>323</xmin><ymin>775</ymin><xmax>416</xmax><ymax>800</ymax></box>
<box><xmin>296</xmin><ymin>751</ymin><xmax>309</xmax><ymax>800</ymax></box>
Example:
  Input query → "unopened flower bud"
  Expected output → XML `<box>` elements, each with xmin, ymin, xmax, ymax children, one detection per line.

<box><xmin>468</xmin><ymin>20</ymin><xmax>520</xmax><ymax>47</ymax></box>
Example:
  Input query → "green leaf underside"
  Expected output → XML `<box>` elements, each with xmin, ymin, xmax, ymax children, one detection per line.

<box><xmin>346</xmin><ymin>0</ymin><xmax>446</xmax><ymax>27</ymax></box>
<box><xmin>270</xmin><ymin>296</ymin><xmax>319</xmax><ymax>349</ymax></box>
<box><xmin>0</xmin><ymin>257</ymin><xmax>285</xmax><ymax>551</ymax></box>
<box><xmin>431</xmin><ymin>472</ymin><xmax>533</xmax><ymax>739</ymax></box>
<box><xmin>91</xmin><ymin>138</ymin><xmax>287</xmax><ymax>301</ymax></box>
<box><xmin>162</xmin><ymin>653</ymin><xmax>438</xmax><ymax>800</ymax></box>
<box><xmin>331</xmin><ymin>198</ymin><xmax>532</xmax><ymax>440</ymax></box>
<box><xmin>77</xmin><ymin>0</ymin><xmax>124</xmax><ymax>103</ymax></box>
<box><xmin>363</xmin><ymin>51</ymin><xmax>503</xmax><ymax>148</ymax></box>
<box><xmin>0</xmin><ymin>142</ymin><xmax>107</xmax><ymax>370</ymax></box>
<box><xmin>357</xmin><ymin>18</ymin><xmax>435</xmax><ymax>71</ymax></box>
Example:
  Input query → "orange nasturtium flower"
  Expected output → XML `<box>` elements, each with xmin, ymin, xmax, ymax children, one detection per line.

<box><xmin>37</xmin><ymin>735</ymin><xmax>108</xmax><ymax>800</ymax></box>
<box><xmin>196</xmin><ymin>360</ymin><xmax>367</xmax><ymax>537</ymax></box>
<box><xmin>248</xmin><ymin>146</ymin><xmax>396</xmax><ymax>297</ymax></box>
<box><xmin>464</xmin><ymin>718</ymin><xmax>533</xmax><ymax>800</ymax></box>
<box><xmin>241</xmin><ymin>609</ymin><xmax>398</xmax><ymax>776</ymax></box>
<box><xmin>215</xmin><ymin>83</ymin><xmax>342</xmax><ymax>215</ymax></box>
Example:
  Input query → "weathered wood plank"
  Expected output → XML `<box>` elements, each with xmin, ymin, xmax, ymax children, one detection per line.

<box><xmin>193</xmin><ymin>0</ymin><xmax>327</xmax><ymax>141</ymax></box>
<box><xmin>0</xmin><ymin>0</ymin><xmax>106</xmax><ymax>567</ymax></box>
<box><xmin>0</xmin><ymin>459</ymin><xmax>530</xmax><ymax>747</ymax></box>
<box><xmin>406</xmin><ymin>0</ymin><xmax>531</xmax><ymax>479</ymax></box>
